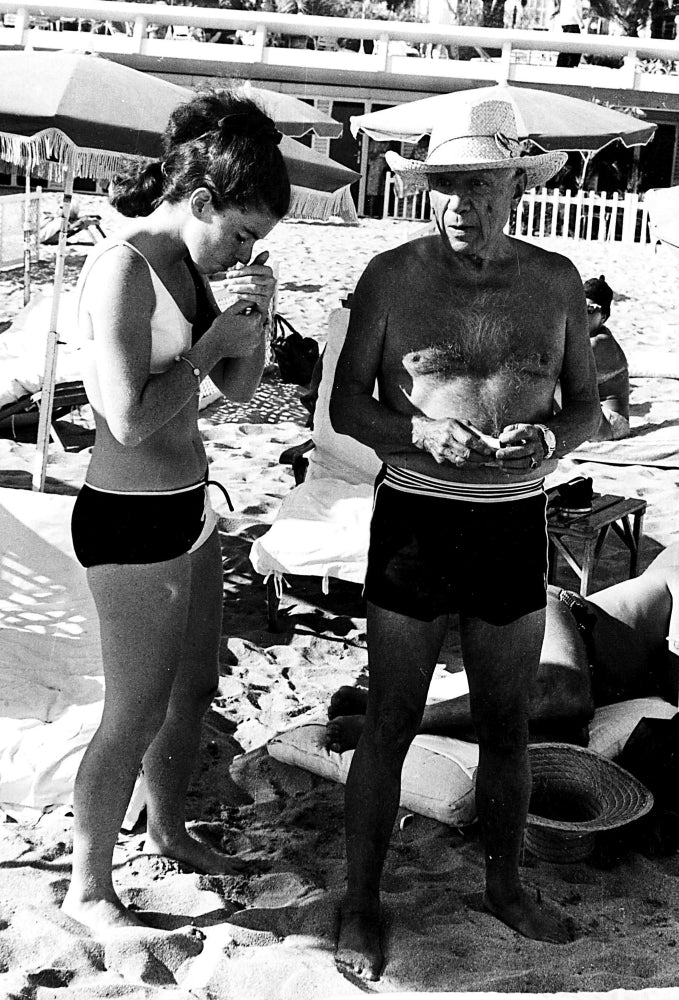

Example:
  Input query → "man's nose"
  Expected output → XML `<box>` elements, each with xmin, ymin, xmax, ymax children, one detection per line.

<box><xmin>447</xmin><ymin>189</ymin><xmax>471</xmax><ymax>209</ymax></box>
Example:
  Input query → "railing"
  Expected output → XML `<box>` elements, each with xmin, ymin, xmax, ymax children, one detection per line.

<box><xmin>2</xmin><ymin>0</ymin><xmax>679</xmax><ymax>97</ymax></box>
<box><xmin>382</xmin><ymin>174</ymin><xmax>652</xmax><ymax>244</ymax></box>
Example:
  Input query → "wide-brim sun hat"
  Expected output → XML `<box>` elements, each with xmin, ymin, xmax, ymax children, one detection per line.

<box><xmin>525</xmin><ymin>742</ymin><xmax>654</xmax><ymax>863</ymax></box>
<box><xmin>385</xmin><ymin>98</ymin><xmax>567</xmax><ymax>191</ymax></box>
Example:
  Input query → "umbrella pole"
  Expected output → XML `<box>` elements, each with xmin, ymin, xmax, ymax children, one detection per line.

<box><xmin>23</xmin><ymin>171</ymin><xmax>32</xmax><ymax>306</ymax></box>
<box><xmin>32</xmin><ymin>164</ymin><xmax>74</xmax><ymax>492</ymax></box>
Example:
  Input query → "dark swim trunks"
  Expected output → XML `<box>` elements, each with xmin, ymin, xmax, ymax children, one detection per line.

<box><xmin>364</xmin><ymin>467</ymin><xmax>549</xmax><ymax>626</ymax></box>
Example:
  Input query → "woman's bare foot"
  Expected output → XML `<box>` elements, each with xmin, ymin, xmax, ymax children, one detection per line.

<box><xmin>325</xmin><ymin>715</ymin><xmax>366</xmax><ymax>754</ymax></box>
<box><xmin>328</xmin><ymin>685</ymin><xmax>368</xmax><ymax>721</ymax></box>
<box><xmin>335</xmin><ymin>892</ymin><xmax>383</xmax><ymax>982</ymax></box>
<box><xmin>62</xmin><ymin>890</ymin><xmax>147</xmax><ymax>934</ymax></box>
<box><xmin>143</xmin><ymin>832</ymin><xmax>246</xmax><ymax>875</ymax></box>
<box><xmin>483</xmin><ymin>884</ymin><xmax>579</xmax><ymax>943</ymax></box>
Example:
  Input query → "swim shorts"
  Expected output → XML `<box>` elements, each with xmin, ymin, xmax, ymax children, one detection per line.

<box><xmin>364</xmin><ymin>468</ymin><xmax>548</xmax><ymax>625</ymax></box>
<box><xmin>71</xmin><ymin>476</ymin><xmax>217</xmax><ymax>568</ymax></box>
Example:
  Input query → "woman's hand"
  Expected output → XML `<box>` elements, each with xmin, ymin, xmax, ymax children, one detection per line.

<box><xmin>209</xmin><ymin>306</ymin><xmax>265</xmax><ymax>358</ymax></box>
<box><xmin>219</xmin><ymin>249</ymin><xmax>276</xmax><ymax>317</ymax></box>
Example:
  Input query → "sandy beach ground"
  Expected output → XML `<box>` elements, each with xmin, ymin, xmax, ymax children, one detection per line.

<box><xmin>1</xmin><ymin>196</ymin><xmax>679</xmax><ymax>998</ymax></box>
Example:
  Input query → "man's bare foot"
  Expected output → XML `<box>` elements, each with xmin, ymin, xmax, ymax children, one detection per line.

<box><xmin>335</xmin><ymin>893</ymin><xmax>383</xmax><ymax>982</ymax></box>
<box><xmin>62</xmin><ymin>891</ymin><xmax>147</xmax><ymax>934</ymax></box>
<box><xmin>143</xmin><ymin>832</ymin><xmax>246</xmax><ymax>875</ymax></box>
<box><xmin>483</xmin><ymin>885</ymin><xmax>579</xmax><ymax>943</ymax></box>
<box><xmin>328</xmin><ymin>685</ymin><xmax>368</xmax><ymax>721</ymax></box>
<box><xmin>325</xmin><ymin>715</ymin><xmax>366</xmax><ymax>754</ymax></box>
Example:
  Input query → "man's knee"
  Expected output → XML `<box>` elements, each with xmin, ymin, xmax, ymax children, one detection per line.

<box><xmin>369</xmin><ymin>698</ymin><xmax>422</xmax><ymax>757</ymax></box>
<box><xmin>473</xmin><ymin>705</ymin><xmax>529</xmax><ymax>754</ymax></box>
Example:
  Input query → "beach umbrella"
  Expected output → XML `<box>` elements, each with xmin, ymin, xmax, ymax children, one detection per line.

<box><xmin>0</xmin><ymin>50</ymin><xmax>357</xmax><ymax>490</ymax></box>
<box><xmin>246</xmin><ymin>83</ymin><xmax>343</xmax><ymax>140</ymax></box>
<box><xmin>350</xmin><ymin>83</ymin><xmax>657</xmax><ymax>154</ymax></box>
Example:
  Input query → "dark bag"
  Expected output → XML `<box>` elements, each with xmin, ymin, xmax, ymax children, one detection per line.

<box><xmin>612</xmin><ymin>713</ymin><xmax>679</xmax><ymax>858</ymax></box>
<box><xmin>271</xmin><ymin>314</ymin><xmax>320</xmax><ymax>387</ymax></box>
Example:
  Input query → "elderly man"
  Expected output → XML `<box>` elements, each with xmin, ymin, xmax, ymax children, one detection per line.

<box><xmin>329</xmin><ymin>98</ymin><xmax>601</xmax><ymax>981</ymax></box>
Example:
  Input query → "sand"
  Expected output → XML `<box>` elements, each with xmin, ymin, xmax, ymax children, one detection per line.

<box><xmin>2</xmin><ymin>196</ymin><xmax>679</xmax><ymax>998</ymax></box>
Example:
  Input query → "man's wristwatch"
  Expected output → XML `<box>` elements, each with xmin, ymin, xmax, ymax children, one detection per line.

<box><xmin>535</xmin><ymin>423</ymin><xmax>557</xmax><ymax>460</ymax></box>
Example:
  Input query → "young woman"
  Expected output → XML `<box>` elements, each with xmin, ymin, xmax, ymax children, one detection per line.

<box><xmin>62</xmin><ymin>89</ymin><xmax>290</xmax><ymax>933</ymax></box>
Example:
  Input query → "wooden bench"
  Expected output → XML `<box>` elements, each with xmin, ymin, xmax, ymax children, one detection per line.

<box><xmin>547</xmin><ymin>490</ymin><xmax>647</xmax><ymax>596</ymax></box>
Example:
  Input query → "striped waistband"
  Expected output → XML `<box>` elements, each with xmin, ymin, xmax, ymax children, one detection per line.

<box><xmin>383</xmin><ymin>465</ymin><xmax>545</xmax><ymax>503</ymax></box>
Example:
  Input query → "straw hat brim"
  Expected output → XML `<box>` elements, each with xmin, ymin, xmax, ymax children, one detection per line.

<box><xmin>386</xmin><ymin>148</ymin><xmax>567</xmax><ymax>190</ymax></box>
<box><xmin>526</xmin><ymin>742</ymin><xmax>654</xmax><ymax>835</ymax></box>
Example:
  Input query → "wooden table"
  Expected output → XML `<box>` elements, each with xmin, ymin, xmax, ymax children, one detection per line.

<box><xmin>546</xmin><ymin>491</ymin><xmax>647</xmax><ymax>596</ymax></box>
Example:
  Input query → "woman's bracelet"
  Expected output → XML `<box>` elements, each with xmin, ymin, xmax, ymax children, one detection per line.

<box><xmin>174</xmin><ymin>354</ymin><xmax>201</xmax><ymax>383</ymax></box>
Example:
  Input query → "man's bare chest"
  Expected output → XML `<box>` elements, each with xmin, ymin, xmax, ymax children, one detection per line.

<box><xmin>381</xmin><ymin>283</ymin><xmax>564</xmax><ymax>382</ymax></box>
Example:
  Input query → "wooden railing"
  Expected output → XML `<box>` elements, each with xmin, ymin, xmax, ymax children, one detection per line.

<box><xmin>382</xmin><ymin>174</ymin><xmax>652</xmax><ymax>244</ymax></box>
<box><xmin>2</xmin><ymin>0</ymin><xmax>679</xmax><ymax>98</ymax></box>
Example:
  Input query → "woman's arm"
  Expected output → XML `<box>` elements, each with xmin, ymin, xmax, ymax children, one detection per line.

<box><xmin>83</xmin><ymin>248</ymin><xmax>262</xmax><ymax>445</ymax></box>
<box><xmin>206</xmin><ymin>250</ymin><xmax>275</xmax><ymax>402</ymax></box>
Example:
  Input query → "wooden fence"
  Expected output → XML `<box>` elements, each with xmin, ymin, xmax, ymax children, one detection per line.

<box><xmin>382</xmin><ymin>174</ymin><xmax>652</xmax><ymax>244</ymax></box>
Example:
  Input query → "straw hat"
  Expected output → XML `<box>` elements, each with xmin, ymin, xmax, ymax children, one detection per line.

<box><xmin>525</xmin><ymin>742</ymin><xmax>654</xmax><ymax>863</ymax></box>
<box><xmin>385</xmin><ymin>99</ymin><xmax>567</xmax><ymax>191</ymax></box>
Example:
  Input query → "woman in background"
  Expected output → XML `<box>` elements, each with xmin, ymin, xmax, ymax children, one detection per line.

<box><xmin>63</xmin><ymin>88</ymin><xmax>290</xmax><ymax>933</ymax></box>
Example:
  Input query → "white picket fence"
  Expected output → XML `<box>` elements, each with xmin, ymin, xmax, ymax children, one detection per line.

<box><xmin>382</xmin><ymin>174</ymin><xmax>652</xmax><ymax>244</ymax></box>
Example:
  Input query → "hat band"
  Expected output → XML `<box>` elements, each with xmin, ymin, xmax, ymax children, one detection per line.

<box><xmin>427</xmin><ymin>131</ymin><xmax>523</xmax><ymax>166</ymax></box>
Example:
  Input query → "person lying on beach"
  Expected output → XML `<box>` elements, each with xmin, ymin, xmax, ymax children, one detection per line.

<box><xmin>329</xmin><ymin>96</ymin><xmax>600</xmax><ymax>980</ymax></box>
<box><xmin>584</xmin><ymin>274</ymin><xmax>630</xmax><ymax>441</ymax></box>
<box><xmin>326</xmin><ymin>542</ymin><xmax>679</xmax><ymax>754</ymax></box>
<box><xmin>62</xmin><ymin>88</ymin><xmax>290</xmax><ymax>934</ymax></box>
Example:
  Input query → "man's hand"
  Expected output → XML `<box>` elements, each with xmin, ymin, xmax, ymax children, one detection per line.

<box><xmin>494</xmin><ymin>423</ymin><xmax>547</xmax><ymax>473</ymax></box>
<box><xmin>412</xmin><ymin>415</ymin><xmax>497</xmax><ymax>466</ymax></box>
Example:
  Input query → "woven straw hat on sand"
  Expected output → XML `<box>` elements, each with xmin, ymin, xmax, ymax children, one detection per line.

<box><xmin>525</xmin><ymin>742</ymin><xmax>654</xmax><ymax>863</ymax></box>
<box><xmin>385</xmin><ymin>98</ymin><xmax>567</xmax><ymax>190</ymax></box>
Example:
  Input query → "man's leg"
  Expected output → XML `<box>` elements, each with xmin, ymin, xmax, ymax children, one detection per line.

<box><xmin>461</xmin><ymin>608</ymin><xmax>576</xmax><ymax>943</ymax></box>
<box><xmin>326</xmin><ymin>587</ymin><xmax>594</xmax><ymax>752</ymax></box>
<box><xmin>336</xmin><ymin>602</ymin><xmax>448</xmax><ymax>981</ymax></box>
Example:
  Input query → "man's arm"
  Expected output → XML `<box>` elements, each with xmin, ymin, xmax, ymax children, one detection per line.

<box><xmin>329</xmin><ymin>257</ymin><xmax>414</xmax><ymax>459</ymax></box>
<box><xmin>549</xmin><ymin>261</ymin><xmax>602</xmax><ymax>455</ymax></box>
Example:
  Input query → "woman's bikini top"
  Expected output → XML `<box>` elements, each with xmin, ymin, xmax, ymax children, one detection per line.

<box><xmin>77</xmin><ymin>238</ymin><xmax>216</xmax><ymax>369</ymax></box>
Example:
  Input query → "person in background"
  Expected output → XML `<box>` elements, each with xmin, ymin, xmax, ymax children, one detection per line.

<box><xmin>584</xmin><ymin>274</ymin><xmax>630</xmax><ymax>440</ymax></box>
<box><xmin>554</xmin><ymin>0</ymin><xmax>587</xmax><ymax>66</ymax></box>
<box><xmin>62</xmin><ymin>88</ymin><xmax>290</xmax><ymax>934</ymax></box>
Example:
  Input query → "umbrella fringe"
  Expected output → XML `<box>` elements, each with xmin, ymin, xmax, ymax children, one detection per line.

<box><xmin>0</xmin><ymin>128</ymin><xmax>144</xmax><ymax>182</ymax></box>
<box><xmin>287</xmin><ymin>184</ymin><xmax>358</xmax><ymax>224</ymax></box>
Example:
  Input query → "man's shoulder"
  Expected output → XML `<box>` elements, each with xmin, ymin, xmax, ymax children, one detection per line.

<box><xmin>513</xmin><ymin>238</ymin><xmax>580</xmax><ymax>279</ymax></box>
<box><xmin>364</xmin><ymin>233</ymin><xmax>437</xmax><ymax>276</ymax></box>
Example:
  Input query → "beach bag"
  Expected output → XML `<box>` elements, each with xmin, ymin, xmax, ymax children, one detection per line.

<box><xmin>271</xmin><ymin>314</ymin><xmax>320</xmax><ymax>387</ymax></box>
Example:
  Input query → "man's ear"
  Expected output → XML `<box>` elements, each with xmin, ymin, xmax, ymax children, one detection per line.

<box><xmin>189</xmin><ymin>187</ymin><xmax>213</xmax><ymax>219</ymax></box>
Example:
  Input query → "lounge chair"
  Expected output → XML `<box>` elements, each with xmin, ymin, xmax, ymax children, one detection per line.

<box><xmin>0</xmin><ymin>291</ymin><xmax>89</xmax><ymax>447</ymax></box>
<box><xmin>249</xmin><ymin>307</ymin><xmax>379</xmax><ymax>629</ymax></box>
<box><xmin>645</xmin><ymin>186</ymin><xmax>679</xmax><ymax>253</ymax></box>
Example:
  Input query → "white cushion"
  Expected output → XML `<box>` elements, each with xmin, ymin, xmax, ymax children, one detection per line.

<box><xmin>267</xmin><ymin>722</ymin><xmax>478</xmax><ymax>827</ymax></box>
<box><xmin>308</xmin><ymin>308</ymin><xmax>381</xmax><ymax>485</ymax></box>
<box><xmin>589</xmin><ymin>697</ymin><xmax>677</xmax><ymax>759</ymax></box>
<box><xmin>249</xmin><ymin>478</ymin><xmax>373</xmax><ymax>584</ymax></box>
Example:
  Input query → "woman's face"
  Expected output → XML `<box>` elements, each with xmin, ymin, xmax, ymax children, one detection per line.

<box><xmin>187</xmin><ymin>196</ymin><xmax>279</xmax><ymax>274</ymax></box>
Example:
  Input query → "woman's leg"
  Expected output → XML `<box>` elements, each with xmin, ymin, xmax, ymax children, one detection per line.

<box><xmin>62</xmin><ymin>554</ymin><xmax>192</xmax><ymax>931</ymax></box>
<box><xmin>142</xmin><ymin>531</ymin><xmax>240</xmax><ymax>873</ymax></box>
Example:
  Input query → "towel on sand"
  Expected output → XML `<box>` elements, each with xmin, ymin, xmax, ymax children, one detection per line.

<box><xmin>0</xmin><ymin>487</ymin><xmax>103</xmax><ymax>814</ymax></box>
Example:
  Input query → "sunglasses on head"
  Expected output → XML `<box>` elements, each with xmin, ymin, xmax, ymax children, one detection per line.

<box><xmin>586</xmin><ymin>302</ymin><xmax>603</xmax><ymax>314</ymax></box>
